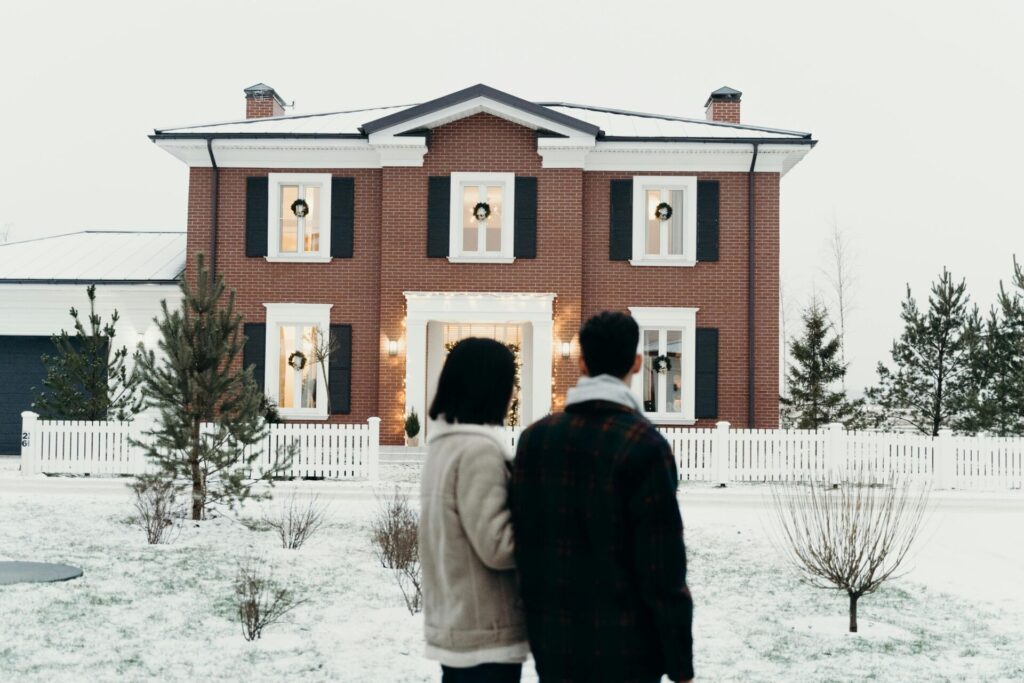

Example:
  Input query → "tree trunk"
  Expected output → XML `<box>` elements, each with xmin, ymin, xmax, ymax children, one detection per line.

<box><xmin>849</xmin><ymin>593</ymin><xmax>859</xmax><ymax>633</ymax></box>
<box><xmin>190</xmin><ymin>419</ymin><xmax>204</xmax><ymax>520</ymax></box>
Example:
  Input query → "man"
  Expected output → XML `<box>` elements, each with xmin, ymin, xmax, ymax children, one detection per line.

<box><xmin>511</xmin><ymin>311</ymin><xmax>694</xmax><ymax>683</ymax></box>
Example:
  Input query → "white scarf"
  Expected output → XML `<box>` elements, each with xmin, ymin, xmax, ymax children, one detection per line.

<box><xmin>563</xmin><ymin>374</ymin><xmax>643</xmax><ymax>413</ymax></box>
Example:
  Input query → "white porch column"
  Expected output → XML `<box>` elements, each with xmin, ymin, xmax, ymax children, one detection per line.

<box><xmin>404</xmin><ymin>319</ymin><xmax>428</xmax><ymax>428</ymax></box>
<box><xmin>531</xmin><ymin>320</ymin><xmax>553</xmax><ymax>420</ymax></box>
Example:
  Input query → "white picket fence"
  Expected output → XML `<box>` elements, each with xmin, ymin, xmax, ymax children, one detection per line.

<box><xmin>502</xmin><ymin>422</ymin><xmax>1023</xmax><ymax>491</ymax></box>
<box><xmin>19</xmin><ymin>411</ymin><xmax>380</xmax><ymax>481</ymax></box>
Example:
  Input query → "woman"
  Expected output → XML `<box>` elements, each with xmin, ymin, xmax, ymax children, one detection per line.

<box><xmin>419</xmin><ymin>337</ymin><xmax>528</xmax><ymax>683</ymax></box>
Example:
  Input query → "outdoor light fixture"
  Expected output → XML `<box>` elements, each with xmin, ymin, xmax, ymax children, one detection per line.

<box><xmin>387</xmin><ymin>340</ymin><xmax>399</xmax><ymax>357</ymax></box>
<box><xmin>560</xmin><ymin>341</ymin><xmax>571</xmax><ymax>359</ymax></box>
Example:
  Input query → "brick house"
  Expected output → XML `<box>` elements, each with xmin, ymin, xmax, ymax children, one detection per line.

<box><xmin>151</xmin><ymin>83</ymin><xmax>815</xmax><ymax>444</ymax></box>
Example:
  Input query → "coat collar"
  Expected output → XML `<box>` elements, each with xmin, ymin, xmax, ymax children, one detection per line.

<box><xmin>427</xmin><ymin>419</ymin><xmax>513</xmax><ymax>459</ymax></box>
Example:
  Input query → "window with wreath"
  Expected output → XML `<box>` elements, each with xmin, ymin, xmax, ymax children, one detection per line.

<box><xmin>629</xmin><ymin>307</ymin><xmax>698</xmax><ymax>424</ymax></box>
<box><xmin>264</xmin><ymin>303</ymin><xmax>332</xmax><ymax>419</ymax></box>
<box><xmin>278</xmin><ymin>324</ymin><xmax>319</xmax><ymax>410</ymax></box>
<box><xmin>267</xmin><ymin>173</ymin><xmax>332</xmax><ymax>261</ymax></box>
<box><xmin>631</xmin><ymin>176</ymin><xmax>697</xmax><ymax>267</ymax></box>
<box><xmin>449</xmin><ymin>172</ymin><xmax>515</xmax><ymax>262</ymax></box>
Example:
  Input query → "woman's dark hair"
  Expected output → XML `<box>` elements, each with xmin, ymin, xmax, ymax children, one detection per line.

<box><xmin>578</xmin><ymin>311</ymin><xmax>640</xmax><ymax>378</ymax></box>
<box><xmin>428</xmin><ymin>337</ymin><xmax>515</xmax><ymax>425</ymax></box>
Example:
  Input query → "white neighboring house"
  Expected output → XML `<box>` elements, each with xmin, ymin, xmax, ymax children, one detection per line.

<box><xmin>0</xmin><ymin>230</ymin><xmax>185</xmax><ymax>455</ymax></box>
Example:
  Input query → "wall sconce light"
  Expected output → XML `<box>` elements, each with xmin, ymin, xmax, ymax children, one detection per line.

<box><xmin>560</xmin><ymin>341</ymin><xmax>571</xmax><ymax>359</ymax></box>
<box><xmin>387</xmin><ymin>340</ymin><xmax>399</xmax><ymax>357</ymax></box>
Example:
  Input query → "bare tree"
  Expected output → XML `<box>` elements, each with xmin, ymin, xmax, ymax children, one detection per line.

<box><xmin>768</xmin><ymin>470</ymin><xmax>929</xmax><ymax>632</ymax></box>
<box><xmin>312</xmin><ymin>328</ymin><xmax>340</xmax><ymax>413</ymax></box>
<box><xmin>370</xmin><ymin>486</ymin><xmax>422</xmax><ymax>614</ymax></box>
<box><xmin>129</xmin><ymin>474</ymin><xmax>182</xmax><ymax>544</ymax></box>
<box><xmin>263</xmin><ymin>493</ymin><xmax>330</xmax><ymax>549</ymax></box>
<box><xmin>822</xmin><ymin>220</ymin><xmax>857</xmax><ymax>382</ymax></box>
<box><xmin>234</xmin><ymin>556</ymin><xmax>306</xmax><ymax>641</ymax></box>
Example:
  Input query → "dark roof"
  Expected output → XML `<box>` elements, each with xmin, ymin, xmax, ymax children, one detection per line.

<box><xmin>705</xmin><ymin>86</ymin><xmax>743</xmax><ymax>106</ymax></box>
<box><xmin>360</xmin><ymin>83</ymin><xmax>602</xmax><ymax>137</ymax></box>
<box><xmin>244</xmin><ymin>83</ymin><xmax>286</xmax><ymax>107</ymax></box>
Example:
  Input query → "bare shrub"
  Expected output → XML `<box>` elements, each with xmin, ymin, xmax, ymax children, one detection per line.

<box><xmin>263</xmin><ymin>493</ymin><xmax>330</xmax><ymax>550</ymax></box>
<box><xmin>128</xmin><ymin>475</ymin><xmax>181</xmax><ymax>545</ymax></box>
<box><xmin>769</xmin><ymin>469</ymin><xmax>929</xmax><ymax>632</ymax></box>
<box><xmin>370</xmin><ymin>486</ymin><xmax>422</xmax><ymax>614</ymax></box>
<box><xmin>234</xmin><ymin>556</ymin><xmax>305</xmax><ymax>641</ymax></box>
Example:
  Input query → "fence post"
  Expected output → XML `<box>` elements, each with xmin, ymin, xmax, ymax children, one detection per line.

<box><xmin>713</xmin><ymin>421</ymin><xmax>730</xmax><ymax>486</ymax></box>
<box><xmin>934</xmin><ymin>428</ymin><xmax>954</xmax><ymax>490</ymax></box>
<box><xmin>20</xmin><ymin>411</ymin><xmax>40</xmax><ymax>476</ymax></box>
<box><xmin>367</xmin><ymin>417</ymin><xmax>381</xmax><ymax>482</ymax></box>
<box><xmin>824</xmin><ymin>422</ymin><xmax>845</xmax><ymax>486</ymax></box>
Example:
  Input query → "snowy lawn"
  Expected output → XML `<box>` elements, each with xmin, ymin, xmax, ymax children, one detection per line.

<box><xmin>0</xmin><ymin>466</ymin><xmax>1022</xmax><ymax>682</ymax></box>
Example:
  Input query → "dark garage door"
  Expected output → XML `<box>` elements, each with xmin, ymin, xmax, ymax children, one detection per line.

<box><xmin>0</xmin><ymin>336</ymin><xmax>52</xmax><ymax>455</ymax></box>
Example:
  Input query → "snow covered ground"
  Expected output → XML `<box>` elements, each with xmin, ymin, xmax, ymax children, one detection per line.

<box><xmin>0</xmin><ymin>462</ymin><xmax>1021</xmax><ymax>682</ymax></box>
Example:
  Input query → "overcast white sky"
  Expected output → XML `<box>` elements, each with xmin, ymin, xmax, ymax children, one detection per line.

<box><xmin>1</xmin><ymin>0</ymin><xmax>1022</xmax><ymax>392</ymax></box>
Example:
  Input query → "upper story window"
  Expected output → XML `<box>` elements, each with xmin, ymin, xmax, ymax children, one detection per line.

<box><xmin>264</xmin><ymin>303</ymin><xmax>332</xmax><ymax>420</ymax></box>
<box><xmin>629</xmin><ymin>306</ymin><xmax>698</xmax><ymax>424</ymax></box>
<box><xmin>267</xmin><ymin>173</ymin><xmax>332</xmax><ymax>263</ymax></box>
<box><xmin>631</xmin><ymin>176</ymin><xmax>697</xmax><ymax>267</ymax></box>
<box><xmin>448</xmin><ymin>172</ymin><xmax>515</xmax><ymax>263</ymax></box>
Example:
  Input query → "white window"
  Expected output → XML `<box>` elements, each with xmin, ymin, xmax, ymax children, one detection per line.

<box><xmin>267</xmin><ymin>173</ymin><xmax>332</xmax><ymax>262</ymax></box>
<box><xmin>629</xmin><ymin>307</ymin><xmax>698</xmax><ymax>424</ymax></box>
<box><xmin>264</xmin><ymin>303</ymin><xmax>332</xmax><ymax>420</ymax></box>
<box><xmin>448</xmin><ymin>172</ymin><xmax>515</xmax><ymax>263</ymax></box>
<box><xmin>631</xmin><ymin>176</ymin><xmax>697</xmax><ymax>267</ymax></box>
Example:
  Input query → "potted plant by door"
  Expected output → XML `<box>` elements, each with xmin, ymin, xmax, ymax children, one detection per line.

<box><xmin>404</xmin><ymin>410</ymin><xmax>421</xmax><ymax>447</ymax></box>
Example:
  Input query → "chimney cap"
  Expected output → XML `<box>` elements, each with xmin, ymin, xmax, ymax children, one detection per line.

<box><xmin>244</xmin><ymin>83</ymin><xmax>286</xmax><ymax>107</ymax></box>
<box><xmin>705</xmin><ymin>86</ymin><xmax>742</xmax><ymax>107</ymax></box>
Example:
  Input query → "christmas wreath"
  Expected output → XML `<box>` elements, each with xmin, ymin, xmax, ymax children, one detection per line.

<box><xmin>287</xmin><ymin>350</ymin><xmax>307</xmax><ymax>370</ymax></box>
<box><xmin>652</xmin><ymin>354</ymin><xmax>672</xmax><ymax>374</ymax></box>
<box><xmin>655</xmin><ymin>202</ymin><xmax>673</xmax><ymax>221</ymax></box>
<box><xmin>290</xmin><ymin>198</ymin><xmax>309</xmax><ymax>218</ymax></box>
<box><xmin>473</xmin><ymin>202</ymin><xmax>491</xmax><ymax>221</ymax></box>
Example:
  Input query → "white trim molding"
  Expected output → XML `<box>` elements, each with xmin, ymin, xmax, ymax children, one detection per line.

<box><xmin>630</xmin><ymin>175</ymin><xmax>698</xmax><ymax>268</ymax></box>
<box><xmin>629</xmin><ymin>306</ymin><xmax>699</xmax><ymax>425</ymax></box>
<box><xmin>402</xmin><ymin>292</ymin><xmax>556</xmax><ymax>432</ymax></box>
<box><xmin>447</xmin><ymin>172</ymin><xmax>516</xmax><ymax>263</ymax></box>
<box><xmin>263</xmin><ymin>303</ymin><xmax>333</xmax><ymax>421</ymax></box>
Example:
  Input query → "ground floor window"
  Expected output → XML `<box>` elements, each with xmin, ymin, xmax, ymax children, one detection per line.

<box><xmin>263</xmin><ymin>303</ymin><xmax>332</xmax><ymax>420</ymax></box>
<box><xmin>629</xmin><ymin>306</ymin><xmax>698</xmax><ymax>424</ymax></box>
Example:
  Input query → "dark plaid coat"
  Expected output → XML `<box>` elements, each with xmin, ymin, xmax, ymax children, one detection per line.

<box><xmin>510</xmin><ymin>400</ymin><xmax>694</xmax><ymax>683</ymax></box>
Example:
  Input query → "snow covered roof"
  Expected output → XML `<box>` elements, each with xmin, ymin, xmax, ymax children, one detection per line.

<box><xmin>0</xmin><ymin>231</ymin><xmax>185</xmax><ymax>283</ymax></box>
<box><xmin>152</xmin><ymin>85</ymin><xmax>812</xmax><ymax>142</ymax></box>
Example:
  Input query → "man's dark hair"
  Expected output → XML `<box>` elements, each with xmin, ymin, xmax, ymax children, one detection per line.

<box><xmin>429</xmin><ymin>337</ymin><xmax>515</xmax><ymax>425</ymax></box>
<box><xmin>578</xmin><ymin>311</ymin><xmax>640</xmax><ymax>378</ymax></box>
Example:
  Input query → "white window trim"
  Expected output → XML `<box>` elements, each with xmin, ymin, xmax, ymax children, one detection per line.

<box><xmin>266</xmin><ymin>173</ymin><xmax>333</xmax><ymax>263</ymax></box>
<box><xmin>263</xmin><ymin>303</ymin><xmax>333</xmax><ymax>420</ymax></box>
<box><xmin>448</xmin><ymin>172</ymin><xmax>516</xmax><ymax>264</ymax></box>
<box><xmin>629</xmin><ymin>306</ymin><xmax>698</xmax><ymax>425</ymax></box>
<box><xmin>630</xmin><ymin>175</ymin><xmax>697</xmax><ymax>267</ymax></box>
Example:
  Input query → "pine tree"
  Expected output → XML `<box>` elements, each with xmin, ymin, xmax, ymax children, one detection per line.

<box><xmin>33</xmin><ymin>285</ymin><xmax>141</xmax><ymax>421</ymax></box>
<box><xmin>867</xmin><ymin>269</ymin><xmax>981</xmax><ymax>436</ymax></box>
<box><xmin>780</xmin><ymin>301</ymin><xmax>864</xmax><ymax>429</ymax></box>
<box><xmin>961</xmin><ymin>258</ymin><xmax>1024</xmax><ymax>436</ymax></box>
<box><xmin>133</xmin><ymin>254</ymin><xmax>291</xmax><ymax>520</ymax></box>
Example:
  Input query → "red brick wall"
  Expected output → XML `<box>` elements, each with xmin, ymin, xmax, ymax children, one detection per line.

<box><xmin>706</xmin><ymin>100</ymin><xmax>741</xmax><ymax>124</ymax></box>
<box><xmin>183</xmin><ymin>112</ymin><xmax>780</xmax><ymax>442</ymax></box>
<box><xmin>246</xmin><ymin>96</ymin><xmax>284</xmax><ymax>119</ymax></box>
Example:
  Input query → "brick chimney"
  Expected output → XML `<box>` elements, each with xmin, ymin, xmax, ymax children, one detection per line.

<box><xmin>705</xmin><ymin>86</ymin><xmax>742</xmax><ymax>124</ymax></box>
<box><xmin>244</xmin><ymin>83</ymin><xmax>286</xmax><ymax>119</ymax></box>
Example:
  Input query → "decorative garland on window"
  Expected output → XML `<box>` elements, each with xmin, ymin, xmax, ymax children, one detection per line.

<box><xmin>655</xmin><ymin>202</ymin><xmax>673</xmax><ymax>222</ymax></box>
<box><xmin>652</xmin><ymin>354</ymin><xmax>672</xmax><ymax>374</ymax></box>
<box><xmin>288</xmin><ymin>350</ymin><xmax>307</xmax><ymax>370</ymax></box>
<box><xmin>290</xmin><ymin>198</ymin><xmax>309</xmax><ymax>218</ymax></box>
<box><xmin>473</xmin><ymin>202</ymin><xmax>491</xmax><ymax>221</ymax></box>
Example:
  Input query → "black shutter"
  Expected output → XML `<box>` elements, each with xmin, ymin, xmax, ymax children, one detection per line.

<box><xmin>609</xmin><ymin>179</ymin><xmax>632</xmax><ymax>261</ymax></box>
<box><xmin>696</xmin><ymin>180</ymin><xmax>720</xmax><ymax>262</ymax></box>
<box><xmin>426</xmin><ymin>176</ymin><xmax>450</xmax><ymax>258</ymax></box>
<box><xmin>513</xmin><ymin>176</ymin><xmax>537</xmax><ymax>259</ymax></box>
<box><xmin>245</xmin><ymin>177</ymin><xmax>269</xmax><ymax>258</ymax></box>
<box><xmin>695</xmin><ymin>328</ymin><xmax>719</xmax><ymax>419</ymax></box>
<box><xmin>331</xmin><ymin>177</ymin><xmax>355</xmax><ymax>258</ymax></box>
<box><xmin>243</xmin><ymin>323</ymin><xmax>266</xmax><ymax>392</ymax></box>
<box><xmin>329</xmin><ymin>324</ymin><xmax>352</xmax><ymax>415</ymax></box>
